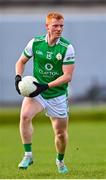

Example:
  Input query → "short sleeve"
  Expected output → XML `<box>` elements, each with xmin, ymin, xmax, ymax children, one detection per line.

<box><xmin>23</xmin><ymin>38</ymin><xmax>34</xmax><ymax>58</ymax></box>
<box><xmin>63</xmin><ymin>44</ymin><xmax>75</xmax><ymax>64</ymax></box>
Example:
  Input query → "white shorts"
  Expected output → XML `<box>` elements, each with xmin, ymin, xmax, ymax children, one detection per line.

<box><xmin>34</xmin><ymin>94</ymin><xmax>69</xmax><ymax>118</ymax></box>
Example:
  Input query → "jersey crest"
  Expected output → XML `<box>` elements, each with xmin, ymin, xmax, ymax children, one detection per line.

<box><xmin>56</xmin><ymin>53</ymin><xmax>62</xmax><ymax>60</ymax></box>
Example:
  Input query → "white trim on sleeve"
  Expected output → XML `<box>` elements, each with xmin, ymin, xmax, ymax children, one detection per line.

<box><xmin>24</xmin><ymin>38</ymin><xmax>34</xmax><ymax>57</ymax></box>
<box><xmin>63</xmin><ymin>44</ymin><xmax>75</xmax><ymax>63</ymax></box>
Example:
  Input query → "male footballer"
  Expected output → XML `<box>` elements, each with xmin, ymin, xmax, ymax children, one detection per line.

<box><xmin>15</xmin><ymin>12</ymin><xmax>75</xmax><ymax>173</ymax></box>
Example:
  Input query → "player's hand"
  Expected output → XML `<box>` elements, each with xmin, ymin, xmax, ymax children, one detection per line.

<box><xmin>15</xmin><ymin>75</ymin><xmax>21</xmax><ymax>94</ymax></box>
<box><xmin>29</xmin><ymin>81</ymin><xmax>49</xmax><ymax>97</ymax></box>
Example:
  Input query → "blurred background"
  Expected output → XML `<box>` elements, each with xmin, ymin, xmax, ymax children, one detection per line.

<box><xmin>0</xmin><ymin>0</ymin><xmax>106</xmax><ymax>106</ymax></box>
<box><xmin>0</xmin><ymin>1</ymin><xmax>106</xmax><ymax>179</ymax></box>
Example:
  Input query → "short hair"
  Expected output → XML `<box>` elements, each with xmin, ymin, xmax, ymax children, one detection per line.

<box><xmin>46</xmin><ymin>12</ymin><xmax>64</xmax><ymax>24</ymax></box>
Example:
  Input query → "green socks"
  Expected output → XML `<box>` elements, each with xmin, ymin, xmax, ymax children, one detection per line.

<box><xmin>57</xmin><ymin>153</ymin><xmax>64</xmax><ymax>161</ymax></box>
<box><xmin>24</xmin><ymin>143</ymin><xmax>32</xmax><ymax>152</ymax></box>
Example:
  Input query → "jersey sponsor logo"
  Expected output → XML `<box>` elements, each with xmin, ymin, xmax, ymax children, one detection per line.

<box><xmin>66</xmin><ymin>57</ymin><xmax>71</xmax><ymax>60</ymax></box>
<box><xmin>45</xmin><ymin>63</ymin><xmax>53</xmax><ymax>71</ymax></box>
<box><xmin>36</xmin><ymin>50</ymin><xmax>43</xmax><ymax>55</ymax></box>
<box><xmin>39</xmin><ymin>69</ymin><xmax>59</xmax><ymax>77</ymax></box>
<box><xmin>56</xmin><ymin>53</ymin><xmax>62</xmax><ymax>60</ymax></box>
<box><xmin>46</xmin><ymin>51</ymin><xmax>53</xmax><ymax>60</ymax></box>
<box><xmin>64</xmin><ymin>56</ymin><xmax>75</xmax><ymax>62</ymax></box>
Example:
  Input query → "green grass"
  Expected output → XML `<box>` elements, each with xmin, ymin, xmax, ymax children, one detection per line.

<box><xmin>0</xmin><ymin>105</ymin><xmax>106</xmax><ymax>178</ymax></box>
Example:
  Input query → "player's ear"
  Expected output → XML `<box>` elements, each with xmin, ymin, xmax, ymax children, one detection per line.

<box><xmin>46</xmin><ymin>23</ymin><xmax>49</xmax><ymax>30</ymax></box>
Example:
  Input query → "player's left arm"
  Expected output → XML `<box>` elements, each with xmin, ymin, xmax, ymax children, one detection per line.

<box><xmin>48</xmin><ymin>43</ymin><xmax>75</xmax><ymax>88</ymax></box>
<box><xmin>48</xmin><ymin>64</ymin><xmax>75</xmax><ymax>88</ymax></box>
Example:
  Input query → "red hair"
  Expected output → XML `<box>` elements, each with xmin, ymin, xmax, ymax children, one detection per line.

<box><xmin>46</xmin><ymin>12</ymin><xmax>64</xmax><ymax>24</ymax></box>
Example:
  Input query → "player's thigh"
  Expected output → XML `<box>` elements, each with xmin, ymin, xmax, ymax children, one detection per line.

<box><xmin>20</xmin><ymin>97</ymin><xmax>44</xmax><ymax>120</ymax></box>
<box><xmin>50</xmin><ymin>117</ymin><xmax>68</xmax><ymax>134</ymax></box>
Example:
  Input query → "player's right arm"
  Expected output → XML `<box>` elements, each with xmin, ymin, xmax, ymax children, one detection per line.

<box><xmin>15</xmin><ymin>55</ymin><xmax>29</xmax><ymax>76</ymax></box>
<box><xmin>15</xmin><ymin>55</ymin><xmax>30</xmax><ymax>94</ymax></box>
<box><xmin>15</xmin><ymin>38</ymin><xmax>34</xmax><ymax>76</ymax></box>
<box><xmin>15</xmin><ymin>38</ymin><xmax>49</xmax><ymax>97</ymax></box>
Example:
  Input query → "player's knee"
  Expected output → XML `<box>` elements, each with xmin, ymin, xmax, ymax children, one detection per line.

<box><xmin>56</xmin><ymin>131</ymin><xmax>68</xmax><ymax>141</ymax></box>
<box><xmin>20</xmin><ymin>112</ymin><xmax>31</xmax><ymax>123</ymax></box>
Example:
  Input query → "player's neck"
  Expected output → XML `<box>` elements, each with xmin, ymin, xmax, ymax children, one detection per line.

<box><xmin>47</xmin><ymin>34</ymin><xmax>58</xmax><ymax>46</ymax></box>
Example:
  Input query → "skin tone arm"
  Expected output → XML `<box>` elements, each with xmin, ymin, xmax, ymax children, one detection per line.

<box><xmin>16</xmin><ymin>54</ymin><xmax>75</xmax><ymax>88</ymax></box>
<box><xmin>48</xmin><ymin>64</ymin><xmax>75</xmax><ymax>88</ymax></box>
<box><xmin>15</xmin><ymin>55</ymin><xmax>29</xmax><ymax>76</ymax></box>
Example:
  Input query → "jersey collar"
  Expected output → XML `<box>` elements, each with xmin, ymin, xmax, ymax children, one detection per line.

<box><xmin>45</xmin><ymin>34</ymin><xmax>60</xmax><ymax>45</ymax></box>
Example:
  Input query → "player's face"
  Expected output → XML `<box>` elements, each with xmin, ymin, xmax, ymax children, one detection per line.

<box><xmin>46</xmin><ymin>18</ymin><xmax>64</xmax><ymax>39</ymax></box>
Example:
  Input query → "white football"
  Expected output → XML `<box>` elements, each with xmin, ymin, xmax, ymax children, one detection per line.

<box><xmin>18</xmin><ymin>76</ymin><xmax>38</xmax><ymax>97</ymax></box>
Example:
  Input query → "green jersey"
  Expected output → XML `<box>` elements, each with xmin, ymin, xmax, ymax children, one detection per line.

<box><xmin>23</xmin><ymin>35</ymin><xmax>75</xmax><ymax>99</ymax></box>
